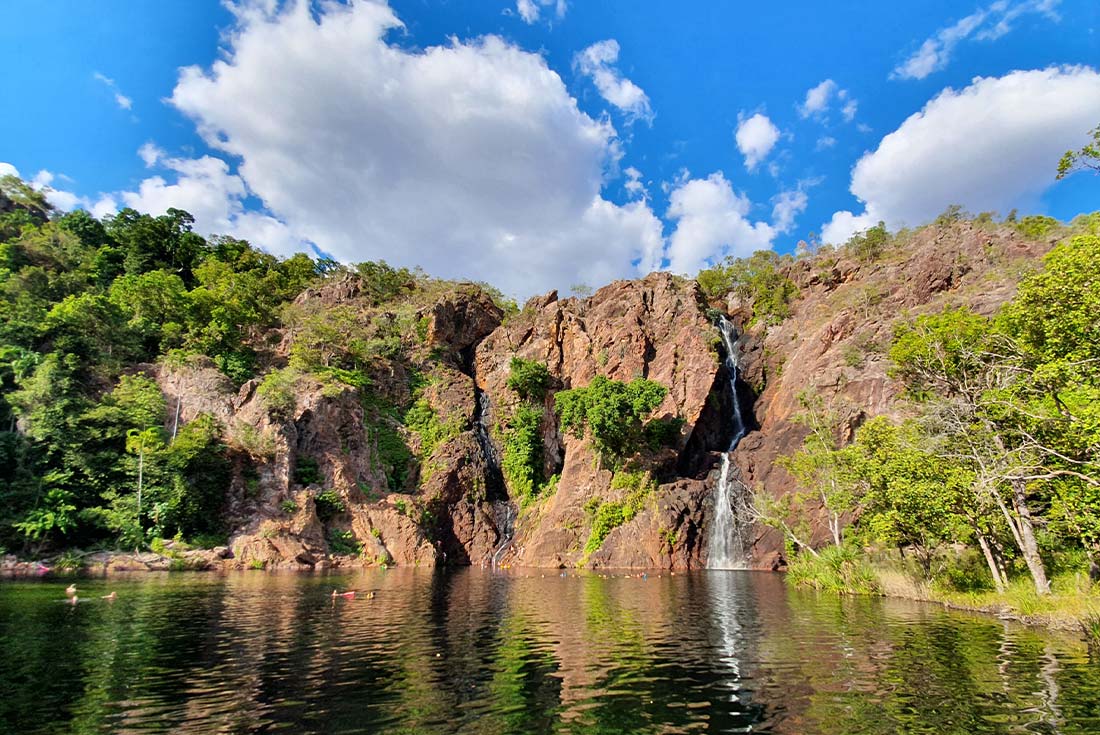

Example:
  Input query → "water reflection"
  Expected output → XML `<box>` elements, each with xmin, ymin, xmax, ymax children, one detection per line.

<box><xmin>1</xmin><ymin>569</ymin><xmax>1098</xmax><ymax>734</ymax></box>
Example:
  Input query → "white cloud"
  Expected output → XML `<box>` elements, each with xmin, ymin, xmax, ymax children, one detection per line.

<box><xmin>893</xmin><ymin>1</ymin><xmax>1061</xmax><ymax>80</ymax></box>
<box><xmin>515</xmin><ymin>0</ymin><xmax>566</xmax><ymax>25</ymax></box>
<box><xmin>815</xmin><ymin>135</ymin><xmax>837</xmax><ymax>150</ymax></box>
<box><xmin>821</xmin><ymin>66</ymin><xmax>1100</xmax><ymax>244</ymax></box>
<box><xmin>771</xmin><ymin>188</ymin><xmax>809</xmax><ymax>234</ymax></box>
<box><xmin>735</xmin><ymin>113</ymin><xmax>780</xmax><ymax>171</ymax></box>
<box><xmin>800</xmin><ymin>78</ymin><xmax>859</xmax><ymax>123</ymax></box>
<box><xmin>138</xmin><ymin>142</ymin><xmax>164</xmax><ymax>167</ymax></box>
<box><xmin>842</xmin><ymin>99</ymin><xmax>858</xmax><ymax>122</ymax></box>
<box><xmin>93</xmin><ymin>72</ymin><xmax>133</xmax><ymax>111</ymax></box>
<box><xmin>168</xmin><ymin>0</ymin><xmax>661</xmax><ymax>296</ymax></box>
<box><xmin>517</xmin><ymin>0</ymin><xmax>539</xmax><ymax>23</ymax></box>
<box><xmin>574</xmin><ymin>40</ymin><xmax>653</xmax><ymax>124</ymax></box>
<box><xmin>623</xmin><ymin>166</ymin><xmax>647</xmax><ymax>199</ymax></box>
<box><xmin>665</xmin><ymin>172</ymin><xmax>776</xmax><ymax>274</ymax></box>
<box><xmin>800</xmin><ymin>79</ymin><xmax>837</xmax><ymax>117</ymax></box>
<box><xmin>0</xmin><ymin>162</ymin><xmax>115</xmax><ymax>216</ymax></box>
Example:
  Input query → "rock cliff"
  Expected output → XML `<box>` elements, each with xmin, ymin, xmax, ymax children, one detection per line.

<box><xmin>152</xmin><ymin>221</ymin><xmax>1052</xmax><ymax>570</ymax></box>
<box><xmin>729</xmin><ymin>221</ymin><xmax>1053</xmax><ymax>566</ymax></box>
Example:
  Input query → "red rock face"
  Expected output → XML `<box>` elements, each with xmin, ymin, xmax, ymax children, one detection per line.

<box><xmin>730</xmin><ymin>222</ymin><xmax>1052</xmax><ymax>564</ymax></box>
<box><xmin>473</xmin><ymin>272</ymin><xmax>727</xmax><ymax>569</ymax></box>
<box><xmin>155</xmin><ymin>222</ymin><xmax>1052</xmax><ymax>571</ymax></box>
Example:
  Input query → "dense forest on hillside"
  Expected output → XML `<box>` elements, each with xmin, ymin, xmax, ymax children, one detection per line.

<box><xmin>0</xmin><ymin>174</ymin><xmax>519</xmax><ymax>555</ymax></box>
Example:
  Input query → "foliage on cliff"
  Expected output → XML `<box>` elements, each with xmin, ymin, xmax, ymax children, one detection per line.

<box><xmin>766</xmin><ymin>226</ymin><xmax>1100</xmax><ymax>597</ymax></box>
<box><xmin>0</xmin><ymin>175</ymin><xmax>509</xmax><ymax>554</ymax></box>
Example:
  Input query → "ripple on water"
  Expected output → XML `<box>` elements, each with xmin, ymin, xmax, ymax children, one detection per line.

<box><xmin>2</xmin><ymin>569</ymin><xmax>1100</xmax><ymax>734</ymax></box>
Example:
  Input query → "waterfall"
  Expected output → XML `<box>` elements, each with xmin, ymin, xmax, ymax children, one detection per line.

<box><xmin>473</xmin><ymin>388</ymin><xmax>504</xmax><ymax>494</ymax></box>
<box><xmin>490</xmin><ymin>500</ymin><xmax>517</xmax><ymax>569</ymax></box>
<box><xmin>474</xmin><ymin>388</ymin><xmax>514</xmax><ymax>568</ymax></box>
<box><xmin>707</xmin><ymin>316</ymin><xmax>753</xmax><ymax>570</ymax></box>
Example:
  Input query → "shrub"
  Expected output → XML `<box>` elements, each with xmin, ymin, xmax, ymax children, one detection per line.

<box><xmin>555</xmin><ymin>376</ymin><xmax>667</xmax><ymax>460</ymax></box>
<box><xmin>1014</xmin><ymin>215</ymin><xmax>1059</xmax><ymax>240</ymax></box>
<box><xmin>581</xmin><ymin>470</ymin><xmax>656</xmax><ymax>561</ymax></box>
<box><xmin>294</xmin><ymin>456</ymin><xmax>322</xmax><ymax>486</ymax></box>
<box><xmin>257</xmin><ymin>368</ymin><xmax>298</xmax><ymax>418</ymax></box>
<box><xmin>695</xmin><ymin>250</ymin><xmax>798</xmax><ymax>325</ymax></box>
<box><xmin>501</xmin><ymin>403</ymin><xmax>544</xmax><ymax>502</ymax></box>
<box><xmin>279</xmin><ymin>499</ymin><xmax>298</xmax><ymax>515</ymax></box>
<box><xmin>506</xmin><ymin>357</ymin><xmax>551</xmax><ymax>401</ymax></box>
<box><xmin>366</xmin><ymin>408</ymin><xmax>413</xmax><ymax>491</ymax></box>
<box><xmin>786</xmin><ymin>546</ymin><xmax>880</xmax><ymax>594</ymax></box>
<box><xmin>404</xmin><ymin>396</ymin><xmax>461</xmax><ymax>460</ymax></box>
<box><xmin>328</xmin><ymin>529</ymin><xmax>362</xmax><ymax>556</ymax></box>
<box><xmin>844</xmin><ymin>221</ymin><xmax>889</xmax><ymax>263</ymax></box>
<box><xmin>314</xmin><ymin>490</ymin><xmax>345</xmax><ymax>521</ymax></box>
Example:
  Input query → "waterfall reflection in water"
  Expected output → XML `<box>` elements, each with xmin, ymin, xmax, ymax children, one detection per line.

<box><xmin>2</xmin><ymin>569</ymin><xmax>1100</xmax><ymax>734</ymax></box>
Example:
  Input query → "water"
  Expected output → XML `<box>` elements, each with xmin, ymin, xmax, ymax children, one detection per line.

<box><xmin>473</xmin><ymin>388</ymin><xmax>504</xmax><ymax>497</ymax></box>
<box><xmin>491</xmin><ymin>500</ymin><xmax>517</xmax><ymax>568</ymax></box>
<box><xmin>708</xmin><ymin>316</ymin><xmax>752</xmax><ymax>569</ymax></box>
<box><xmin>3</xmin><ymin>570</ymin><xmax>1099</xmax><ymax>734</ymax></box>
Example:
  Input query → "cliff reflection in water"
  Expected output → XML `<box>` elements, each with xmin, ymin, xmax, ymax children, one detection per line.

<box><xmin>2</xmin><ymin>569</ymin><xmax>1099</xmax><ymax>734</ymax></box>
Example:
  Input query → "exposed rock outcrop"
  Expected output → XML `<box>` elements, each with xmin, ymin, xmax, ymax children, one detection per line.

<box><xmin>147</xmin><ymin>222</ymin><xmax>1052</xmax><ymax>572</ymax></box>
<box><xmin>729</xmin><ymin>222</ymin><xmax>1053</xmax><ymax>564</ymax></box>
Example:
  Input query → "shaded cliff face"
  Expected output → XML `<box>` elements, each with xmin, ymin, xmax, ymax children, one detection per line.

<box><xmin>728</xmin><ymin>222</ymin><xmax>1052</xmax><ymax>566</ymax></box>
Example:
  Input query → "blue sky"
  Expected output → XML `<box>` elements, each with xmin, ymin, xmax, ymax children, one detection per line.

<box><xmin>1</xmin><ymin>0</ymin><xmax>1098</xmax><ymax>296</ymax></box>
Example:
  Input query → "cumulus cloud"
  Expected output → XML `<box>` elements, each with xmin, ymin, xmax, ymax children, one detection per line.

<box><xmin>821</xmin><ymin>66</ymin><xmax>1100</xmax><ymax>244</ymax></box>
<box><xmin>771</xmin><ymin>188</ymin><xmax>809</xmax><ymax>234</ymax></box>
<box><xmin>93</xmin><ymin>72</ymin><xmax>133</xmax><ymax>111</ymax></box>
<box><xmin>893</xmin><ymin>0</ymin><xmax>1061</xmax><ymax>80</ymax></box>
<box><xmin>665</xmin><ymin>172</ymin><xmax>776</xmax><ymax>274</ymax></box>
<box><xmin>574</xmin><ymin>40</ymin><xmax>653</xmax><ymax>124</ymax></box>
<box><xmin>515</xmin><ymin>0</ymin><xmax>566</xmax><ymax>24</ymax></box>
<box><xmin>623</xmin><ymin>166</ymin><xmax>647</xmax><ymax>199</ymax></box>
<box><xmin>734</xmin><ymin>113</ymin><xmax>780</xmax><ymax>171</ymax></box>
<box><xmin>799</xmin><ymin>78</ymin><xmax>858</xmax><ymax>123</ymax></box>
<box><xmin>167</xmin><ymin>0</ymin><xmax>661</xmax><ymax>296</ymax></box>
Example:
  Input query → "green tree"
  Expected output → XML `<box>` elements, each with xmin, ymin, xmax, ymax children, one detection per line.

<box><xmin>1056</xmin><ymin>124</ymin><xmax>1100</xmax><ymax>179</ymax></box>
<box><xmin>555</xmin><ymin>376</ymin><xmax>667</xmax><ymax>460</ymax></box>
<box><xmin>506</xmin><ymin>357</ymin><xmax>550</xmax><ymax>401</ymax></box>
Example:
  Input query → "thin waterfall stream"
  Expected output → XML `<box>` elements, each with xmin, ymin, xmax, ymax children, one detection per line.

<box><xmin>473</xmin><ymin>387</ymin><xmax>515</xmax><ymax>568</ymax></box>
<box><xmin>707</xmin><ymin>316</ymin><xmax>753</xmax><ymax>569</ymax></box>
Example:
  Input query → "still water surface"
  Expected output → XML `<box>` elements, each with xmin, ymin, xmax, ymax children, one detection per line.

<box><xmin>1</xmin><ymin>569</ymin><xmax>1098</xmax><ymax>734</ymax></box>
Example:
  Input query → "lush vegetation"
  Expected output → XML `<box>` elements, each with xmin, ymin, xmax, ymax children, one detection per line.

<box><xmin>499</xmin><ymin>357</ymin><xmax>557</xmax><ymax>505</ymax></box>
<box><xmin>0</xmin><ymin>176</ymin><xmax>322</xmax><ymax>552</ymax></box>
<box><xmin>766</xmin><ymin>230</ymin><xmax>1100</xmax><ymax>607</ymax></box>
<box><xmin>0</xmin><ymin>174</ymin><xmax>511</xmax><ymax>555</ymax></box>
<box><xmin>554</xmin><ymin>375</ymin><xmax>668</xmax><ymax>461</ymax></box>
<box><xmin>696</xmin><ymin>250</ymin><xmax>798</xmax><ymax>325</ymax></box>
<box><xmin>505</xmin><ymin>357</ymin><xmax>551</xmax><ymax>401</ymax></box>
<box><xmin>580</xmin><ymin>469</ymin><xmax>657</xmax><ymax>562</ymax></box>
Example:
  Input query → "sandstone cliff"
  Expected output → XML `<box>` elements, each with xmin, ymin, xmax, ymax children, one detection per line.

<box><xmin>152</xmin><ymin>220</ymin><xmax>1053</xmax><ymax>571</ymax></box>
<box><xmin>728</xmin><ymin>221</ymin><xmax>1053</xmax><ymax>565</ymax></box>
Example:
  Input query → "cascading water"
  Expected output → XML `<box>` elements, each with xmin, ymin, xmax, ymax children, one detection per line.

<box><xmin>490</xmin><ymin>501</ymin><xmax>517</xmax><ymax>569</ymax></box>
<box><xmin>707</xmin><ymin>316</ymin><xmax>753</xmax><ymax>569</ymax></box>
<box><xmin>473</xmin><ymin>388</ymin><xmax>515</xmax><ymax>568</ymax></box>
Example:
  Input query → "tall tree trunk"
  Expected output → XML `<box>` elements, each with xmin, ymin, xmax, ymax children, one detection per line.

<box><xmin>977</xmin><ymin>531</ymin><xmax>1006</xmax><ymax>593</ymax></box>
<box><xmin>1010</xmin><ymin>479</ymin><xmax>1050</xmax><ymax>595</ymax></box>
